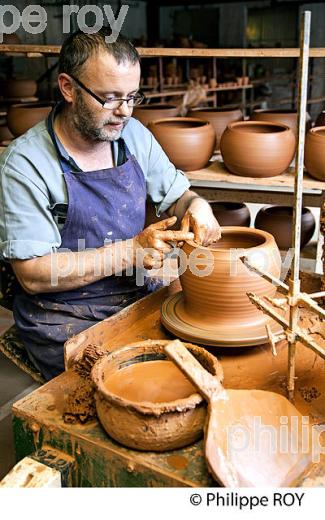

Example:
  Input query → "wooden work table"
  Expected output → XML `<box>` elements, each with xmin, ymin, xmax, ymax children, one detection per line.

<box><xmin>12</xmin><ymin>283</ymin><xmax>325</xmax><ymax>487</ymax></box>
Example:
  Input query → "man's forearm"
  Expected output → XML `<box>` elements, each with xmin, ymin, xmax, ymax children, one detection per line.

<box><xmin>11</xmin><ymin>239</ymin><xmax>135</xmax><ymax>294</ymax></box>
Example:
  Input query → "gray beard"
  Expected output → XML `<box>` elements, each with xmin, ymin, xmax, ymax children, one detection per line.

<box><xmin>72</xmin><ymin>91</ymin><xmax>129</xmax><ymax>142</ymax></box>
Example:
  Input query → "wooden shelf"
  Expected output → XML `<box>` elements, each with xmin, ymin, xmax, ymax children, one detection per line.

<box><xmin>187</xmin><ymin>157</ymin><xmax>325</xmax><ymax>193</ymax></box>
<box><xmin>1</xmin><ymin>45</ymin><xmax>325</xmax><ymax>58</ymax></box>
<box><xmin>145</xmin><ymin>84</ymin><xmax>253</xmax><ymax>99</ymax></box>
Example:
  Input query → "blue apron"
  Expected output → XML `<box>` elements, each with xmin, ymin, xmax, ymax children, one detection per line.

<box><xmin>13</xmin><ymin>131</ymin><xmax>155</xmax><ymax>380</ymax></box>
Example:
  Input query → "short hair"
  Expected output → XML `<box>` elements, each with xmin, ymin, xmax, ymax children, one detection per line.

<box><xmin>58</xmin><ymin>28</ymin><xmax>140</xmax><ymax>77</ymax></box>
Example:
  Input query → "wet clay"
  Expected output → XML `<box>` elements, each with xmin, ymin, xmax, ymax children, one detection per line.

<box><xmin>63</xmin><ymin>344</ymin><xmax>107</xmax><ymax>424</ymax></box>
<box><xmin>104</xmin><ymin>360</ymin><xmax>196</xmax><ymax>403</ymax></box>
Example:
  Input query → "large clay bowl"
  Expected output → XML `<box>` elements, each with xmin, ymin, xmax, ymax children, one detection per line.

<box><xmin>255</xmin><ymin>206</ymin><xmax>315</xmax><ymax>249</ymax></box>
<box><xmin>304</xmin><ymin>127</ymin><xmax>325</xmax><ymax>181</ymax></box>
<box><xmin>91</xmin><ymin>339</ymin><xmax>223</xmax><ymax>452</ymax></box>
<box><xmin>133</xmin><ymin>103</ymin><xmax>179</xmax><ymax>126</ymax></box>
<box><xmin>188</xmin><ymin>107</ymin><xmax>243</xmax><ymax>149</ymax></box>
<box><xmin>220</xmin><ymin>121</ymin><xmax>295</xmax><ymax>178</ymax></box>
<box><xmin>315</xmin><ymin>111</ymin><xmax>325</xmax><ymax>127</ymax></box>
<box><xmin>7</xmin><ymin>102</ymin><xmax>53</xmax><ymax>137</ymax></box>
<box><xmin>148</xmin><ymin>117</ymin><xmax>216</xmax><ymax>171</ymax></box>
<box><xmin>209</xmin><ymin>201</ymin><xmax>250</xmax><ymax>227</ymax></box>
<box><xmin>251</xmin><ymin>109</ymin><xmax>312</xmax><ymax>139</ymax></box>
<box><xmin>180</xmin><ymin>227</ymin><xmax>281</xmax><ymax>329</ymax></box>
<box><xmin>0</xmin><ymin>79</ymin><xmax>37</xmax><ymax>98</ymax></box>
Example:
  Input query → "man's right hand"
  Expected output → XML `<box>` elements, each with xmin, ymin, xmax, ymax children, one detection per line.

<box><xmin>133</xmin><ymin>217</ymin><xmax>194</xmax><ymax>269</ymax></box>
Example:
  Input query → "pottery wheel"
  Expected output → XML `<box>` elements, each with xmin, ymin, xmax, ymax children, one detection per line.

<box><xmin>161</xmin><ymin>291</ymin><xmax>284</xmax><ymax>347</ymax></box>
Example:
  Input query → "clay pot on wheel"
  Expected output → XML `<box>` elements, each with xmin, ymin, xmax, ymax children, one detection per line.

<box><xmin>91</xmin><ymin>339</ymin><xmax>223</xmax><ymax>451</ymax></box>
<box><xmin>188</xmin><ymin>107</ymin><xmax>243</xmax><ymax>149</ymax></box>
<box><xmin>161</xmin><ymin>227</ymin><xmax>282</xmax><ymax>347</ymax></box>
<box><xmin>133</xmin><ymin>103</ymin><xmax>179</xmax><ymax>127</ymax></box>
<box><xmin>251</xmin><ymin>109</ymin><xmax>312</xmax><ymax>140</ymax></box>
<box><xmin>209</xmin><ymin>201</ymin><xmax>251</xmax><ymax>227</ymax></box>
<box><xmin>304</xmin><ymin>127</ymin><xmax>325</xmax><ymax>181</ymax></box>
<box><xmin>315</xmin><ymin>111</ymin><xmax>325</xmax><ymax>127</ymax></box>
<box><xmin>148</xmin><ymin>117</ymin><xmax>215</xmax><ymax>171</ymax></box>
<box><xmin>0</xmin><ymin>79</ymin><xmax>37</xmax><ymax>98</ymax></box>
<box><xmin>220</xmin><ymin>121</ymin><xmax>295</xmax><ymax>178</ymax></box>
<box><xmin>7</xmin><ymin>102</ymin><xmax>53</xmax><ymax>137</ymax></box>
<box><xmin>255</xmin><ymin>206</ymin><xmax>315</xmax><ymax>249</ymax></box>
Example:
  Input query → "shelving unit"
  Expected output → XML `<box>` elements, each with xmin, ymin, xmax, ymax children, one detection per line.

<box><xmin>1</xmin><ymin>43</ymin><xmax>324</xmax><ymax>272</ymax></box>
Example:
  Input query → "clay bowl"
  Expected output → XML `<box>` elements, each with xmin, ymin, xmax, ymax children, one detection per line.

<box><xmin>188</xmin><ymin>107</ymin><xmax>243</xmax><ymax>149</ymax></box>
<box><xmin>0</xmin><ymin>79</ymin><xmax>37</xmax><ymax>99</ymax></box>
<box><xmin>148</xmin><ymin>117</ymin><xmax>216</xmax><ymax>171</ymax></box>
<box><xmin>179</xmin><ymin>227</ymin><xmax>281</xmax><ymax>332</ymax></box>
<box><xmin>7</xmin><ymin>102</ymin><xmax>53</xmax><ymax>137</ymax></box>
<box><xmin>255</xmin><ymin>206</ymin><xmax>315</xmax><ymax>249</ymax></box>
<box><xmin>304</xmin><ymin>126</ymin><xmax>325</xmax><ymax>181</ymax></box>
<box><xmin>91</xmin><ymin>339</ymin><xmax>223</xmax><ymax>452</ymax></box>
<box><xmin>209</xmin><ymin>201</ymin><xmax>251</xmax><ymax>227</ymax></box>
<box><xmin>251</xmin><ymin>109</ymin><xmax>312</xmax><ymax>139</ymax></box>
<box><xmin>220</xmin><ymin>121</ymin><xmax>296</xmax><ymax>178</ymax></box>
<box><xmin>315</xmin><ymin>110</ymin><xmax>325</xmax><ymax>127</ymax></box>
<box><xmin>133</xmin><ymin>103</ymin><xmax>179</xmax><ymax>126</ymax></box>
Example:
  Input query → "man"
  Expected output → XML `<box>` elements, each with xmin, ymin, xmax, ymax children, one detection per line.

<box><xmin>0</xmin><ymin>29</ymin><xmax>220</xmax><ymax>380</ymax></box>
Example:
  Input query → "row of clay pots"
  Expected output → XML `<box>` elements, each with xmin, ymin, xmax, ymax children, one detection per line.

<box><xmin>133</xmin><ymin>104</ymin><xmax>243</xmax><ymax>152</ymax></box>
<box><xmin>208</xmin><ymin>202</ymin><xmax>315</xmax><ymax>249</ymax></box>
<box><xmin>254</xmin><ymin>206</ymin><xmax>315</xmax><ymax>249</ymax></box>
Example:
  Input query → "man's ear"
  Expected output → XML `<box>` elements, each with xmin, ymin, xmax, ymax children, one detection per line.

<box><xmin>57</xmin><ymin>73</ymin><xmax>75</xmax><ymax>104</ymax></box>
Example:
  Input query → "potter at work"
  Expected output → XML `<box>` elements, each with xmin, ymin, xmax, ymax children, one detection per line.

<box><xmin>0</xmin><ymin>29</ymin><xmax>220</xmax><ymax>381</ymax></box>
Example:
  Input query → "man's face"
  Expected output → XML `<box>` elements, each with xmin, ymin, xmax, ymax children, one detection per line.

<box><xmin>71</xmin><ymin>51</ymin><xmax>141</xmax><ymax>142</ymax></box>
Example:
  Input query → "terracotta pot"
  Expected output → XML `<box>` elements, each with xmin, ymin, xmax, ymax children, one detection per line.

<box><xmin>220</xmin><ymin>121</ymin><xmax>296</xmax><ymax>178</ymax></box>
<box><xmin>255</xmin><ymin>206</ymin><xmax>315</xmax><ymax>249</ymax></box>
<box><xmin>148</xmin><ymin>117</ymin><xmax>215</xmax><ymax>171</ymax></box>
<box><xmin>315</xmin><ymin>110</ymin><xmax>325</xmax><ymax>127</ymax></box>
<box><xmin>209</xmin><ymin>202</ymin><xmax>251</xmax><ymax>227</ymax></box>
<box><xmin>91</xmin><ymin>340</ymin><xmax>223</xmax><ymax>451</ymax></box>
<box><xmin>133</xmin><ymin>103</ymin><xmax>179</xmax><ymax>127</ymax></box>
<box><xmin>7</xmin><ymin>102</ymin><xmax>53</xmax><ymax>137</ymax></box>
<box><xmin>251</xmin><ymin>109</ymin><xmax>312</xmax><ymax>139</ymax></box>
<box><xmin>0</xmin><ymin>124</ymin><xmax>13</xmax><ymax>142</ymax></box>
<box><xmin>177</xmin><ymin>228</ymin><xmax>281</xmax><ymax>340</ymax></box>
<box><xmin>188</xmin><ymin>107</ymin><xmax>243</xmax><ymax>149</ymax></box>
<box><xmin>304</xmin><ymin>126</ymin><xmax>325</xmax><ymax>181</ymax></box>
<box><xmin>0</xmin><ymin>79</ymin><xmax>37</xmax><ymax>99</ymax></box>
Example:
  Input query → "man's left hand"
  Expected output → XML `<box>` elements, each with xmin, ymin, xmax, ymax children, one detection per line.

<box><xmin>180</xmin><ymin>197</ymin><xmax>221</xmax><ymax>246</ymax></box>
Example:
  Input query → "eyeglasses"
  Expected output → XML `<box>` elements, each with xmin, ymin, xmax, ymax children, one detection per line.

<box><xmin>70</xmin><ymin>74</ymin><xmax>145</xmax><ymax>109</ymax></box>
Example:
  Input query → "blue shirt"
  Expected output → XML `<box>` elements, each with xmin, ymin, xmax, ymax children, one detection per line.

<box><xmin>0</xmin><ymin>107</ymin><xmax>190</xmax><ymax>260</ymax></box>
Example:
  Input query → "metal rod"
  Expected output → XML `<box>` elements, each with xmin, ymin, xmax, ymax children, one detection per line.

<box><xmin>307</xmin><ymin>291</ymin><xmax>325</xmax><ymax>299</ymax></box>
<box><xmin>288</xmin><ymin>10</ymin><xmax>311</xmax><ymax>401</ymax></box>
<box><xmin>241</xmin><ymin>256</ymin><xmax>289</xmax><ymax>291</ymax></box>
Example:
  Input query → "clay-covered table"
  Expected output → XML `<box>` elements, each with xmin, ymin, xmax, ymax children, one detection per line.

<box><xmin>12</xmin><ymin>285</ymin><xmax>325</xmax><ymax>487</ymax></box>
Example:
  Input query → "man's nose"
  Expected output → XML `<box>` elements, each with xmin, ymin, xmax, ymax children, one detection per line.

<box><xmin>114</xmin><ymin>100</ymin><xmax>131</xmax><ymax>117</ymax></box>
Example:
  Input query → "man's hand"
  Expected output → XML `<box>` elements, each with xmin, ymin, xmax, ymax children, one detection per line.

<box><xmin>133</xmin><ymin>217</ymin><xmax>194</xmax><ymax>269</ymax></box>
<box><xmin>180</xmin><ymin>197</ymin><xmax>221</xmax><ymax>246</ymax></box>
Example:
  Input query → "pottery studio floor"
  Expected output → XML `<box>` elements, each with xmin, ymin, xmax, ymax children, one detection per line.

<box><xmin>0</xmin><ymin>203</ymin><xmax>321</xmax><ymax>481</ymax></box>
